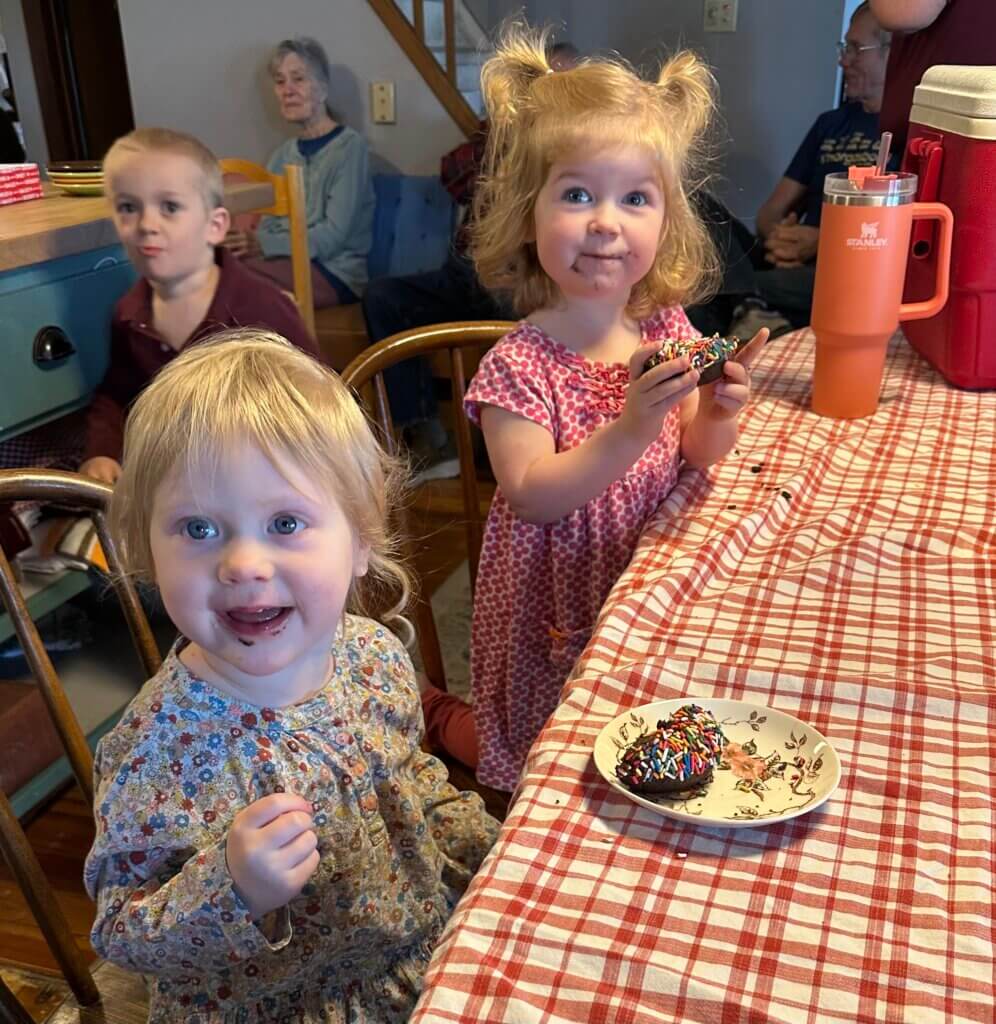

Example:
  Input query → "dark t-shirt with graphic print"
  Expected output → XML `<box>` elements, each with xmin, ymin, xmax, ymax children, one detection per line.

<box><xmin>784</xmin><ymin>102</ymin><xmax>891</xmax><ymax>227</ymax></box>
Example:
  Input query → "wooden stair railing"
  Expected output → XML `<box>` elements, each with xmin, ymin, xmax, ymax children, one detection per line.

<box><xmin>367</xmin><ymin>0</ymin><xmax>479</xmax><ymax>138</ymax></box>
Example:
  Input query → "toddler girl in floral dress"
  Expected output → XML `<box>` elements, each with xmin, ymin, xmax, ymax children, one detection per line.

<box><xmin>84</xmin><ymin>331</ymin><xmax>498</xmax><ymax>1023</ymax></box>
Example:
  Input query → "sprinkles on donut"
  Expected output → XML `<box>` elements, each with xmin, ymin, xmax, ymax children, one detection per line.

<box><xmin>615</xmin><ymin>704</ymin><xmax>727</xmax><ymax>795</ymax></box>
<box><xmin>643</xmin><ymin>334</ymin><xmax>746</xmax><ymax>386</ymax></box>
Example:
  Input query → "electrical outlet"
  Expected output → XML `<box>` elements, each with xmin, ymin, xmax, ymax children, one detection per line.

<box><xmin>704</xmin><ymin>0</ymin><xmax>738</xmax><ymax>32</ymax></box>
<box><xmin>371</xmin><ymin>81</ymin><xmax>396</xmax><ymax>124</ymax></box>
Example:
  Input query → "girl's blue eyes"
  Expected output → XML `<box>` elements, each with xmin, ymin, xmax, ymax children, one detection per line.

<box><xmin>561</xmin><ymin>188</ymin><xmax>651</xmax><ymax>207</ymax></box>
<box><xmin>183</xmin><ymin>518</ymin><xmax>218</xmax><ymax>541</ymax></box>
<box><xmin>181</xmin><ymin>516</ymin><xmax>304</xmax><ymax>540</ymax></box>
<box><xmin>270</xmin><ymin>515</ymin><xmax>301</xmax><ymax>535</ymax></box>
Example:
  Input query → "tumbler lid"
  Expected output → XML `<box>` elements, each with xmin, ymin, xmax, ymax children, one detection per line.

<box><xmin>823</xmin><ymin>170</ymin><xmax>918</xmax><ymax>207</ymax></box>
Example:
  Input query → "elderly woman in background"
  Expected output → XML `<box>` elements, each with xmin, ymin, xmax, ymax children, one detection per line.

<box><xmin>227</xmin><ymin>36</ymin><xmax>374</xmax><ymax>306</ymax></box>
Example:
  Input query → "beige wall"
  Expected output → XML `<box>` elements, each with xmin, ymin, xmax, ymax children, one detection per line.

<box><xmin>5</xmin><ymin>0</ymin><xmax>861</xmax><ymax>217</ymax></box>
<box><xmin>116</xmin><ymin>0</ymin><xmax>467</xmax><ymax>174</ymax></box>
<box><xmin>531</xmin><ymin>0</ymin><xmax>852</xmax><ymax>225</ymax></box>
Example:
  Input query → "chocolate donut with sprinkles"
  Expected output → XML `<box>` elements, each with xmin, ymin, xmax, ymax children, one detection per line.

<box><xmin>643</xmin><ymin>334</ymin><xmax>748</xmax><ymax>386</ymax></box>
<box><xmin>615</xmin><ymin>704</ymin><xmax>727</xmax><ymax>794</ymax></box>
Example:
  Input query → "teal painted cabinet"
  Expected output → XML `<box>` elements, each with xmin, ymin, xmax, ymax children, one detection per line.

<box><xmin>0</xmin><ymin>244</ymin><xmax>140</xmax><ymax>817</ymax></box>
<box><xmin>0</xmin><ymin>245</ymin><xmax>136</xmax><ymax>440</ymax></box>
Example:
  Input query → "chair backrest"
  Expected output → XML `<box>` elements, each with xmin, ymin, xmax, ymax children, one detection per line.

<box><xmin>218</xmin><ymin>158</ymin><xmax>316</xmax><ymax>338</ymax></box>
<box><xmin>341</xmin><ymin>321</ymin><xmax>514</xmax><ymax>690</ymax></box>
<box><xmin>0</xmin><ymin>469</ymin><xmax>161</xmax><ymax>1012</ymax></box>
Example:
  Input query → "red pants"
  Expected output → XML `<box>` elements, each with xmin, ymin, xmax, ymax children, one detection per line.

<box><xmin>244</xmin><ymin>257</ymin><xmax>342</xmax><ymax>308</ymax></box>
<box><xmin>420</xmin><ymin>684</ymin><xmax>478</xmax><ymax>768</ymax></box>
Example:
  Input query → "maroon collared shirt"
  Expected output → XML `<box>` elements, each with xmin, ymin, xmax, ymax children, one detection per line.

<box><xmin>83</xmin><ymin>248</ymin><xmax>320</xmax><ymax>462</ymax></box>
<box><xmin>879</xmin><ymin>0</ymin><xmax>996</xmax><ymax>154</ymax></box>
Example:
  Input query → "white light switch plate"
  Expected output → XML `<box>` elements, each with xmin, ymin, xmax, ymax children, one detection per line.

<box><xmin>371</xmin><ymin>81</ymin><xmax>396</xmax><ymax>124</ymax></box>
<box><xmin>704</xmin><ymin>0</ymin><xmax>738</xmax><ymax>32</ymax></box>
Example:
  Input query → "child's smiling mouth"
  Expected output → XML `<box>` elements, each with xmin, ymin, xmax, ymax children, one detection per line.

<box><xmin>220</xmin><ymin>606</ymin><xmax>293</xmax><ymax>639</ymax></box>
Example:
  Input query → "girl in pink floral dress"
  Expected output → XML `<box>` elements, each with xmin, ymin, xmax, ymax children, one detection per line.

<box><xmin>419</xmin><ymin>26</ymin><xmax>767</xmax><ymax>792</ymax></box>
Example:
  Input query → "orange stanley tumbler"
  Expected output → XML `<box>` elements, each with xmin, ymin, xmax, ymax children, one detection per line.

<box><xmin>810</xmin><ymin>171</ymin><xmax>952</xmax><ymax>418</ymax></box>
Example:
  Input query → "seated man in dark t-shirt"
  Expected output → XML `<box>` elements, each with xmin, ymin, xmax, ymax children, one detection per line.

<box><xmin>741</xmin><ymin>2</ymin><xmax>895</xmax><ymax>331</ymax></box>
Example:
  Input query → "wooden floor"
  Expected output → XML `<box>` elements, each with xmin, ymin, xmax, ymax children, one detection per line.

<box><xmin>0</xmin><ymin>475</ymin><xmax>497</xmax><ymax>985</ymax></box>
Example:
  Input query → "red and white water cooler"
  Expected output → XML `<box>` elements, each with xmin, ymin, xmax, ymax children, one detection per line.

<box><xmin>902</xmin><ymin>65</ymin><xmax>996</xmax><ymax>389</ymax></box>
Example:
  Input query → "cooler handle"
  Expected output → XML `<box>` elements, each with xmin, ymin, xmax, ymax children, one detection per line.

<box><xmin>899</xmin><ymin>202</ymin><xmax>953</xmax><ymax>322</ymax></box>
<box><xmin>908</xmin><ymin>137</ymin><xmax>943</xmax><ymax>258</ymax></box>
<box><xmin>908</xmin><ymin>137</ymin><xmax>943</xmax><ymax>202</ymax></box>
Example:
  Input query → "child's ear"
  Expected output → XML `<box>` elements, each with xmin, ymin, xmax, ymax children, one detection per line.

<box><xmin>353</xmin><ymin>543</ymin><xmax>371</xmax><ymax>578</ymax></box>
<box><xmin>207</xmin><ymin>205</ymin><xmax>231</xmax><ymax>245</ymax></box>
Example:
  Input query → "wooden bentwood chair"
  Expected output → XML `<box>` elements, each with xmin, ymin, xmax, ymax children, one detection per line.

<box><xmin>0</xmin><ymin>470</ymin><xmax>160</xmax><ymax>1022</ymax></box>
<box><xmin>340</xmin><ymin>321</ymin><xmax>514</xmax><ymax>693</ymax></box>
<box><xmin>219</xmin><ymin>158</ymin><xmax>316</xmax><ymax>339</ymax></box>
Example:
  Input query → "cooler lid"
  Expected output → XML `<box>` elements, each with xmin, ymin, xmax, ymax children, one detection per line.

<box><xmin>910</xmin><ymin>65</ymin><xmax>996</xmax><ymax>140</ymax></box>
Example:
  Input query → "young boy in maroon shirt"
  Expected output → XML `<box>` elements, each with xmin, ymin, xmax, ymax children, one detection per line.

<box><xmin>81</xmin><ymin>128</ymin><xmax>319</xmax><ymax>484</ymax></box>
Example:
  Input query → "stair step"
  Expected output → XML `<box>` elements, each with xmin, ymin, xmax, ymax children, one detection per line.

<box><xmin>391</xmin><ymin>0</ymin><xmax>490</xmax><ymax>119</ymax></box>
<box><xmin>397</xmin><ymin>0</ymin><xmax>485</xmax><ymax>49</ymax></box>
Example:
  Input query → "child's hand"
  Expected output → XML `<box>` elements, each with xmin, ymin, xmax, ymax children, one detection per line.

<box><xmin>226</xmin><ymin>792</ymin><xmax>319</xmax><ymax>921</ymax></box>
<box><xmin>619</xmin><ymin>343</ymin><xmax>698</xmax><ymax>445</ymax></box>
<box><xmin>224</xmin><ymin>228</ymin><xmax>261</xmax><ymax>260</ymax></box>
<box><xmin>80</xmin><ymin>457</ymin><xmax>122</xmax><ymax>485</ymax></box>
<box><xmin>699</xmin><ymin>330</ymin><xmax>768</xmax><ymax>420</ymax></box>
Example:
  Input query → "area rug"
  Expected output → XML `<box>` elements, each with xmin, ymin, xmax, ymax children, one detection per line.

<box><xmin>425</xmin><ymin>560</ymin><xmax>472</xmax><ymax>700</ymax></box>
<box><xmin>0</xmin><ymin>962</ymin><xmax>70</xmax><ymax>1022</ymax></box>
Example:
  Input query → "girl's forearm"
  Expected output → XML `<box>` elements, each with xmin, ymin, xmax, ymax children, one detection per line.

<box><xmin>507</xmin><ymin>418</ymin><xmax>651</xmax><ymax>524</ymax></box>
<box><xmin>680</xmin><ymin>407</ymin><xmax>738</xmax><ymax>468</ymax></box>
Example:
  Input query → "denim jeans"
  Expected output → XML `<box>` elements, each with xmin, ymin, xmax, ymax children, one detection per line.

<box><xmin>752</xmin><ymin>265</ymin><xmax>818</xmax><ymax>328</ymax></box>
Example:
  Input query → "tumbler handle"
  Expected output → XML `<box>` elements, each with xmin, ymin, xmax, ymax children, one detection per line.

<box><xmin>899</xmin><ymin>202</ymin><xmax>953</xmax><ymax>321</ymax></box>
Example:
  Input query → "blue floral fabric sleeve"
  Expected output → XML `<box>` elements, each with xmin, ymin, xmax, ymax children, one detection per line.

<box><xmin>85</xmin><ymin>711</ymin><xmax>287</xmax><ymax>975</ymax></box>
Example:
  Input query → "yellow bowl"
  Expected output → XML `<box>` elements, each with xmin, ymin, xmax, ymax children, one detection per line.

<box><xmin>52</xmin><ymin>182</ymin><xmax>104</xmax><ymax>196</ymax></box>
<box><xmin>49</xmin><ymin>174</ymin><xmax>104</xmax><ymax>184</ymax></box>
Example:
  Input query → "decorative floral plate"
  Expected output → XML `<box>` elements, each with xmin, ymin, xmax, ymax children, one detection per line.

<box><xmin>593</xmin><ymin>698</ymin><xmax>841</xmax><ymax>827</ymax></box>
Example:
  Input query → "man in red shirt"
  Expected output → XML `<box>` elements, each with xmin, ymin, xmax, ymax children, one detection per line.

<box><xmin>870</xmin><ymin>0</ymin><xmax>996</xmax><ymax>154</ymax></box>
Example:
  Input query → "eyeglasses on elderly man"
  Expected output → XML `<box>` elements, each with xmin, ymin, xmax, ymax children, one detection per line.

<box><xmin>836</xmin><ymin>40</ymin><xmax>889</xmax><ymax>59</ymax></box>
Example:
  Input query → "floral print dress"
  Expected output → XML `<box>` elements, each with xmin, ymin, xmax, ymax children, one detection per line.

<box><xmin>464</xmin><ymin>308</ymin><xmax>697</xmax><ymax>791</ymax></box>
<box><xmin>84</xmin><ymin>616</ymin><xmax>499</xmax><ymax>1023</ymax></box>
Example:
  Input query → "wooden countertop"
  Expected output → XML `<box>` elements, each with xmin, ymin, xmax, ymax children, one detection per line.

<box><xmin>0</xmin><ymin>181</ymin><xmax>274</xmax><ymax>274</ymax></box>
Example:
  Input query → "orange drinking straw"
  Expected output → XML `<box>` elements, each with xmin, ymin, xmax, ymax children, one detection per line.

<box><xmin>847</xmin><ymin>132</ymin><xmax>895</xmax><ymax>188</ymax></box>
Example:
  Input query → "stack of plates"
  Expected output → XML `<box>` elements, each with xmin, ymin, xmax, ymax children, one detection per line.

<box><xmin>46</xmin><ymin>161</ymin><xmax>104</xmax><ymax>196</ymax></box>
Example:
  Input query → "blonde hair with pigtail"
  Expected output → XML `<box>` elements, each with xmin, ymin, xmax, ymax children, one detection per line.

<box><xmin>472</xmin><ymin>23</ymin><xmax>720</xmax><ymax>318</ymax></box>
<box><xmin>109</xmin><ymin>331</ymin><xmax>415</xmax><ymax>646</ymax></box>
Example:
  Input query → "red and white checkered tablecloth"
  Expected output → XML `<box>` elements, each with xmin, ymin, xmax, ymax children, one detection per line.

<box><xmin>413</xmin><ymin>329</ymin><xmax>996</xmax><ymax>1024</ymax></box>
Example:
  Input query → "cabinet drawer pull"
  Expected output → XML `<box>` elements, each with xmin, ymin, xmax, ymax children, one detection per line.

<box><xmin>33</xmin><ymin>326</ymin><xmax>76</xmax><ymax>367</ymax></box>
